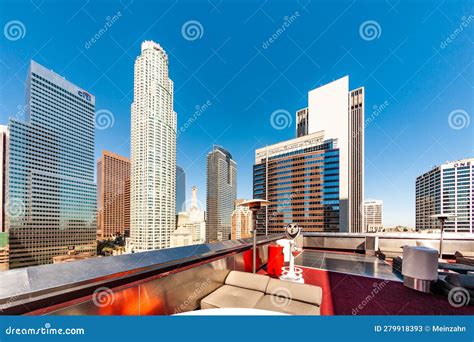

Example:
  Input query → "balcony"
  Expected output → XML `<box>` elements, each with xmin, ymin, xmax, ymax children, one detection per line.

<box><xmin>0</xmin><ymin>233</ymin><xmax>472</xmax><ymax>316</ymax></box>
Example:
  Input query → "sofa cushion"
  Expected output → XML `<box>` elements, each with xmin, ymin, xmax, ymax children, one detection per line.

<box><xmin>254</xmin><ymin>295</ymin><xmax>320</xmax><ymax>315</ymax></box>
<box><xmin>200</xmin><ymin>285</ymin><xmax>265</xmax><ymax>310</ymax></box>
<box><xmin>224</xmin><ymin>271</ymin><xmax>270</xmax><ymax>292</ymax></box>
<box><xmin>265</xmin><ymin>278</ymin><xmax>322</xmax><ymax>306</ymax></box>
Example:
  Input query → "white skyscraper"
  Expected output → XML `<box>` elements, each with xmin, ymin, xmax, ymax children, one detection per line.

<box><xmin>130</xmin><ymin>41</ymin><xmax>177</xmax><ymax>251</ymax></box>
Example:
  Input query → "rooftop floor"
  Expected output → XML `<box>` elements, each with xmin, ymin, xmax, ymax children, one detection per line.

<box><xmin>295</xmin><ymin>250</ymin><xmax>402</xmax><ymax>281</ymax></box>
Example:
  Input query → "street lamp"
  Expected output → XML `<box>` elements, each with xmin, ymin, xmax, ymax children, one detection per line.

<box><xmin>238</xmin><ymin>199</ymin><xmax>271</xmax><ymax>273</ymax></box>
<box><xmin>430</xmin><ymin>213</ymin><xmax>456</xmax><ymax>259</ymax></box>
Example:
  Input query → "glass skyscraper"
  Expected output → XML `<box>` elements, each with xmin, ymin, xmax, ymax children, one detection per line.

<box><xmin>416</xmin><ymin>158</ymin><xmax>473</xmax><ymax>233</ymax></box>
<box><xmin>253</xmin><ymin>131</ymin><xmax>340</xmax><ymax>234</ymax></box>
<box><xmin>6</xmin><ymin>60</ymin><xmax>96</xmax><ymax>268</ymax></box>
<box><xmin>206</xmin><ymin>146</ymin><xmax>237</xmax><ymax>242</ymax></box>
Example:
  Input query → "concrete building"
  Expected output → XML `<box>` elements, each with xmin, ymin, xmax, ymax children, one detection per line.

<box><xmin>297</xmin><ymin>76</ymin><xmax>364</xmax><ymax>232</ymax></box>
<box><xmin>6</xmin><ymin>61</ymin><xmax>96</xmax><ymax>268</ymax></box>
<box><xmin>254</xmin><ymin>131</ymin><xmax>340</xmax><ymax>234</ymax></box>
<box><xmin>206</xmin><ymin>146</ymin><xmax>237</xmax><ymax>242</ymax></box>
<box><xmin>130</xmin><ymin>41</ymin><xmax>177</xmax><ymax>251</ymax></box>
<box><xmin>0</xmin><ymin>125</ymin><xmax>7</xmax><ymax>234</ymax></box>
<box><xmin>170</xmin><ymin>226</ymin><xmax>193</xmax><ymax>248</ymax></box>
<box><xmin>231</xmin><ymin>199</ymin><xmax>253</xmax><ymax>240</ymax></box>
<box><xmin>97</xmin><ymin>150</ymin><xmax>130</xmax><ymax>239</ymax></box>
<box><xmin>176</xmin><ymin>165</ymin><xmax>186</xmax><ymax>213</ymax></box>
<box><xmin>363</xmin><ymin>199</ymin><xmax>383</xmax><ymax>232</ymax></box>
<box><xmin>176</xmin><ymin>186</ymin><xmax>206</xmax><ymax>244</ymax></box>
<box><xmin>416</xmin><ymin>158</ymin><xmax>473</xmax><ymax>233</ymax></box>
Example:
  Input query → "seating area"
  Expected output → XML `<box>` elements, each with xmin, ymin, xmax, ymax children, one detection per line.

<box><xmin>200</xmin><ymin>271</ymin><xmax>323</xmax><ymax>315</ymax></box>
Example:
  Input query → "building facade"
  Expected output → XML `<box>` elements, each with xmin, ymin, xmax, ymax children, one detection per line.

<box><xmin>416</xmin><ymin>158</ymin><xmax>473</xmax><ymax>233</ymax></box>
<box><xmin>0</xmin><ymin>125</ymin><xmax>7</xmax><ymax>233</ymax></box>
<box><xmin>231</xmin><ymin>199</ymin><xmax>253</xmax><ymax>240</ymax></box>
<box><xmin>363</xmin><ymin>199</ymin><xmax>383</xmax><ymax>232</ymax></box>
<box><xmin>300</xmin><ymin>76</ymin><xmax>364</xmax><ymax>232</ymax></box>
<box><xmin>97</xmin><ymin>150</ymin><xmax>130</xmax><ymax>239</ymax></box>
<box><xmin>6</xmin><ymin>60</ymin><xmax>96</xmax><ymax>268</ymax></box>
<box><xmin>253</xmin><ymin>131</ymin><xmax>340</xmax><ymax>234</ymax></box>
<box><xmin>130</xmin><ymin>41</ymin><xmax>177</xmax><ymax>251</ymax></box>
<box><xmin>176</xmin><ymin>165</ymin><xmax>186</xmax><ymax>213</ymax></box>
<box><xmin>176</xmin><ymin>186</ymin><xmax>206</xmax><ymax>244</ymax></box>
<box><xmin>206</xmin><ymin>146</ymin><xmax>237</xmax><ymax>242</ymax></box>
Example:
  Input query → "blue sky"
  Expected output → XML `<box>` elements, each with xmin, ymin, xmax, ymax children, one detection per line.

<box><xmin>0</xmin><ymin>0</ymin><xmax>472</xmax><ymax>227</ymax></box>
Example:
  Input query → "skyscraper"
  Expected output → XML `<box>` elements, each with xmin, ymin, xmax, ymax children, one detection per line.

<box><xmin>416</xmin><ymin>158</ymin><xmax>473</xmax><ymax>233</ymax></box>
<box><xmin>363</xmin><ymin>199</ymin><xmax>383</xmax><ymax>232</ymax></box>
<box><xmin>0</xmin><ymin>125</ymin><xmax>7</xmax><ymax>233</ymax></box>
<box><xmin>130</xmin><ymin>41</ymin><xmax>177</xmax><ymax>251</ymax></box>
<box><xmin>176</xmin><ymin>165</ymin><xmax>186</xmax><ymax>213</ymax></box>
<box><xmin>206</xmin><ymin>146</ymin><xmax>237</xmax><ymax>242</ymax></box>
<box><xmin>97</xmin><ymin>150</ymin><xmax>130</xmax><ymax>239</ymax></box>
<box><xmin>299</xmin><ymin>76</ymin><xmax>364</xmax><ymax>232</ymax></box>
<box><xmin>254</xmin><ymin>132</ymin><xmax>340</xmax><ymax>234</ymax></box>
<box><xmin>6</xmin><ymin>61</ymin><xmax>96</xmax><ymax>268</ymax></box>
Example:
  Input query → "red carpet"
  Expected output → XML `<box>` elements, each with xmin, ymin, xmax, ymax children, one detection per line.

<box><xmin>261</xmin><ymin>267</ymin><xmax>474</xmax><ymax>315</ymax></box>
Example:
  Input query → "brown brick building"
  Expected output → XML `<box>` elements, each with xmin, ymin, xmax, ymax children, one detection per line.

<box><xmin>97</xmin><ymin>151</ymin><xmax>130</xmax><ymax>239</ymax></box>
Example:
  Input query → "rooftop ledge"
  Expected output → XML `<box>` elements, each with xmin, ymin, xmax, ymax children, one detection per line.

<box><xmin>0</xmin><ymin>234</ymin><xmax>283</xmax><ymax>313</ymax></box>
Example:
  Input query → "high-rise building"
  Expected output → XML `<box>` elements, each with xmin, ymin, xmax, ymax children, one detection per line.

<box><xmin>231</xmin><ymin>199</ymin><xmax>253</xmax><ymax>240</ymax></box>
<box><xmin>206</xmin><ymin>146</ymin><xmax>237</xmax><ymax>242</ymax></box>
<box><xmin>0</xmin><ymin>125</ymin><xmax>8</xmax><ymax>233</ymax></box>
<box><xmin>6</xmin><ymin>60</ymin><xmax>96</xmax><ymax>268</ymax></box>
<box><xmin>176</xmin><ymin>165</ymin><xmax>186</xmax><ymax>213</ymax></box>
<box><xmin>97</xmin><ymin>150</ymin><xmax>130</xmax><ymax>240</ymax></box>
<box><xmin>0</xmin><ymin>232</ymin><xmax>8</xmax><ymax>271</ymax></box>
<box><xmin>130</xmin><ymin>41</ymin><xmax>177</xmax><ymax>251</ymax></box>
<box><xmin>363</xmin><ymin>199</ymin><xmax>383</xmax><ymax>232</ymax></box>
<box><xmin>254</xmin><ymin>131</ymin><xmax>340</xmax><ymax>234</ymax></box>
<box><xmin>176</xmin><ymin>186</ymin><xmax>206</xmax><ymax>244</ymax></box>
<box><xmin>298</xmin><ymin>76</ymin><xmax>364</xmax><ymax>232</ymax></box>
<box><xmin>416</xmin><ymin>158</ymin><xmax>473</xmax><ymax>233</ymax></box>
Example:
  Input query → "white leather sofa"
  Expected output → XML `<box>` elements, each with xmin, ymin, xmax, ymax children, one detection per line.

<box><xmin>200</xmin><ymin>271</ymin><xmax>323</xmax><ymax>315</ymax></box>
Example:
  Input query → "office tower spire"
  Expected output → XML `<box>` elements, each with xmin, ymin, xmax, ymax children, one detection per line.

<box><xmin>130</xmin><ymin>41</ymin><xmax>177</xmax><ymax>251</ymax></box>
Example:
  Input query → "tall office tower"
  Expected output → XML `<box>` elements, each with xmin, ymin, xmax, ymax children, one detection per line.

<box><xmin>6</xmin><ymin>61</ymin><xmax>96</xmax><ymax>268</ymax></box>
<box><xmin>130</xmin><ymin>41</ymin><xmax>177</xmax><ymax>251</ymax></box>
<box><xmin>97</xmin><ymin>150</ymin><xmax>130</xmax><ymax>240</ymax></box>
<box><xmin>416</xmin><ymin>158</ymin><xmax>473</xmax><ymax>233</ymax></box>
<box><xmin>176</xmin><ymin>165</ymin><xmax>186</xmax><ymax>213</ymax></box>
<box><xmin>124</xmin><ymin>178</ymin><xmax>130</xmax><ymax>236</ymax></box>
<box><xmin>0</xmin><ymin>125</ymin><xmax>7</xmax><ymax>233</ymax></box>
<box><xmin>363</xmin><ymin>199</ymin><xmax>383</xmax><ymax>232</ymax></box>
<box><xmin>176</xmin><ymin>186</ymin><xmax>206</xmax><ymax>244</ymax></box>
<box><xmin>253</xmin><ymin>131</ymin><xmax>340</xmax><ymax>234</ymax></box>
<box><xmin>231</xmin><ymin>199</ymin><xmax>253</xmax><ymax>240</ymax></box>
<box><xmin>206</xmin><ymin>146</ymin><xmax>237</xmax><ymax>242</ymax></box>
<box><xmin>299</xmin><ymin>76</ymin><xmax>364</xmax><ymax>232</ymax></box>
